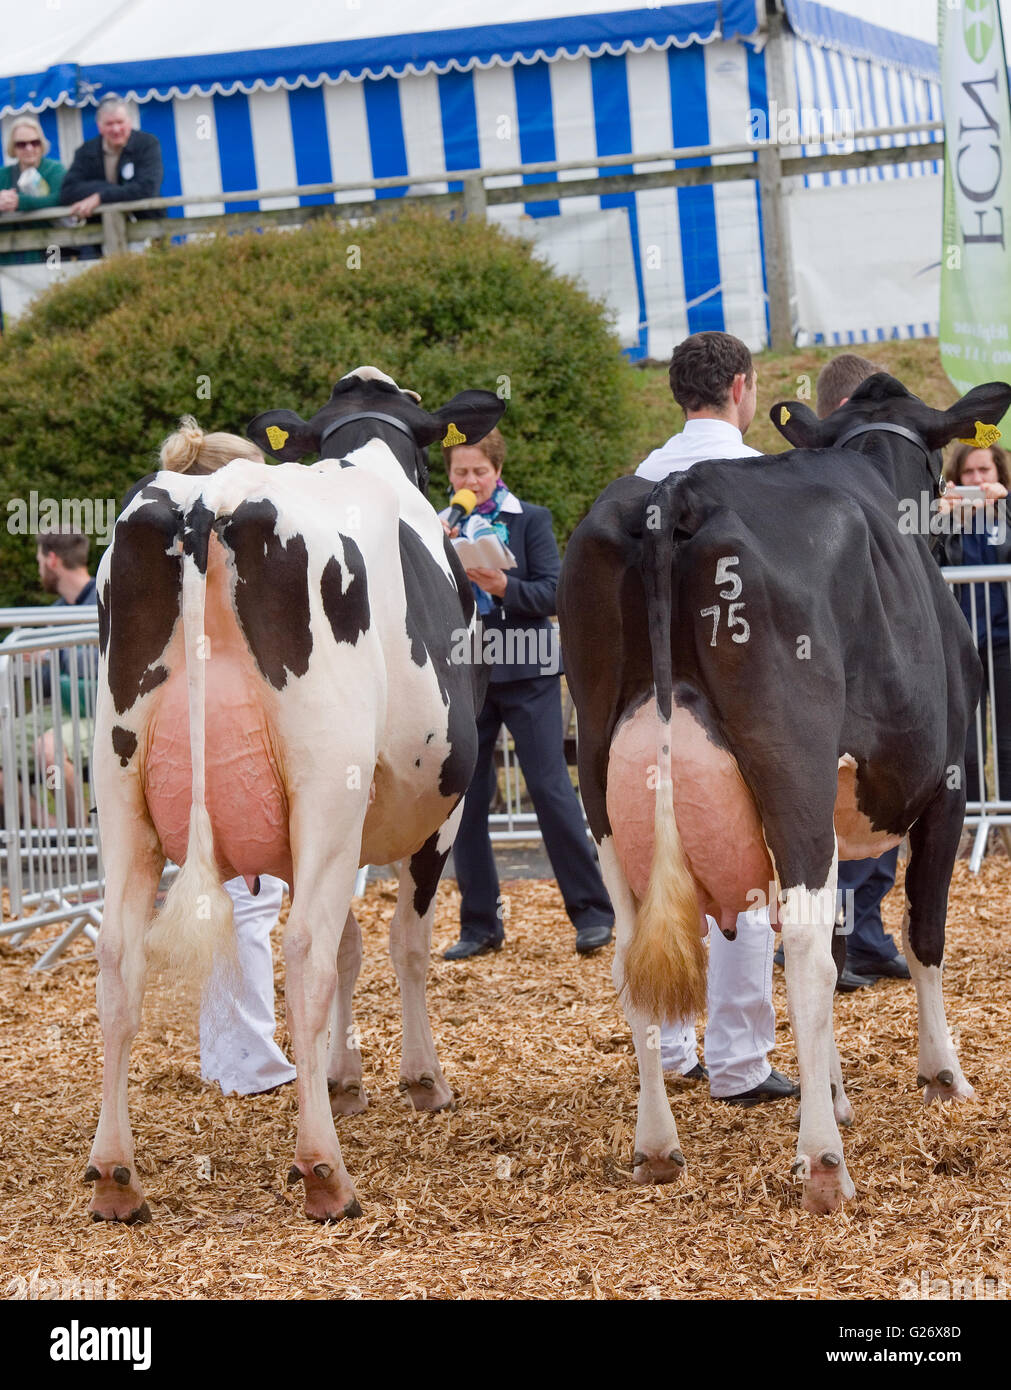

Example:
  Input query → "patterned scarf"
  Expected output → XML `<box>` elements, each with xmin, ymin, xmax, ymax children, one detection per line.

<box><xmin>472</xmin><ymin>477</ymin><xmax>512</xmax><ymax>543</ymax></box>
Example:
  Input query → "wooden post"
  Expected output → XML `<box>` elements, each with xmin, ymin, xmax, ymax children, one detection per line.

<box><xmin>759</xmin><ymin>8</ymin><xmax>796</xmax><ymax>352</ymax></box>
<box><xmin>462</xmin><ymin>174</ymin><xmax>487</xmax><ymax>219</ymax></box>
<box><xmin>101</xmin><ymin>208</ymin><xmax>128</xmax><ymax>258</ymax></box>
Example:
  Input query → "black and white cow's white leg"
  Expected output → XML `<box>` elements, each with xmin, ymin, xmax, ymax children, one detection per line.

<box><xmin>86</xmin><ymin>810</ymin><xmax>163</xmax><ymax>1224</ymax></box>
<box><xmin>904</xmin><ymin>786</ymin><xmax>975</xmax><ymax>1104</ymax></box>
<box><xmin>828</xmin><ymin>925</ymin><xmax>854</xmax><ymax>1127</ymax></box>
<box><xmin>598</xmin><ymin>837</ymin><xmax>685</xmax><ymax>1183</ymax></box>
<box><xmin>781</xmin><ymin>840</ymin><xmax>854</xmax><ymax>1214</ymax></box>
<box><xmin>391</xmin><ymin>819</ymin><xmax>457</xmax><ymax>1113</ymax></box>
<box><xmin>284</xmin><ymin>821</ymin><xmax>364</xmax><ymax>1222</ymax></box>
<box><xmin>326</xmin><ymin>909</ymin><xmax>368</xmax><ymax>1117</ymax></box>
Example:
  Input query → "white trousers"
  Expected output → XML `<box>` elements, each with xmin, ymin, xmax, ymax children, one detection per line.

<box><xmin>199</xmin><ymin>875</ymin><xmax>297</xmax><ymax>1096</ymax></box>
<box><xmin>659</xmin><ymin>905</ymin><xmax>775</xmax><ymax>1097</ymax></box>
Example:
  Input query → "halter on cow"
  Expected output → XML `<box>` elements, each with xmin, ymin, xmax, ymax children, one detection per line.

<box><xmin>86</xmin><ymin>367</ymin><xmax>503</xmax><ymax>1223</ymax></box>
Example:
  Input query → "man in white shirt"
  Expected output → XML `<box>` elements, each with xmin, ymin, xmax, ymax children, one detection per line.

<box><xmin>636</xmin><ymin>331</ymin><xmax>797</xmax><ymax>1106</ymax></box>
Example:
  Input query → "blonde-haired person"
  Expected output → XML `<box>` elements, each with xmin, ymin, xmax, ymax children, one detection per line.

<box><xmin>155</xmin><ymin>417</ymin><xmax>296</xmax><ymax>1096</ymax></box>
<box><xmin>0</xmin><ymin>116</ymin><xmax>66</xmax><ymax>265</ymax></box>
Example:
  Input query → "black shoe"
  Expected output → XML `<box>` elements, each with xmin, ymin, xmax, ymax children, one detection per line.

<box><xmin>774</xmin><ymin>946</ymin><xmax>784</xmax><ymax>968</ymax></box>
<box><xmin>717</xmin><ymin>1067</ymin><xmax>800</xmax><ymax>1107</ymax></box>
<box><xmin>575</xmin><ymin>923</ymin><xmax>613</xmax><ymax>955</ymax></box>
<box><xmin>848</xmin><ymin>953</ymin><xmax>911</xmax><ymax>981</ymax></box>
<box><xmin>682</xmin><ymin>1062</ymin><xmax>709</xmax><ymax>1081</ymax></box>
<box><xmin>442</xmin><ymin>937</ymin><xmax>502</xmax><ymax>961</ymax></box>
<box><xmin>836</xmin><ymin>966</ymin><xmax>876</xmax><ymax>993</ymax></box>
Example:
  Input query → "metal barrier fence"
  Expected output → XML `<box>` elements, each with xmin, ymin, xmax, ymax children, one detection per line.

<box><xmin>0</xmin><ymin>608</ymin><xmax>102</xmax><ymax>967</ymax></box>
<box><xmin>3</xmin><ymin>569</ymin><xmax>1008</xmax><ymax>966</ymax></box>
<box><xmin>941</xmin><ymin>564</ymin><xmax>1011</xmax><ymax>873</ymax></box>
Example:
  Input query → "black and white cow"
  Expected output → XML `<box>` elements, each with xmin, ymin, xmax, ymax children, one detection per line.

<box><xmin>86</xmin><ymin>367</ymin><xmax>503</xmax><ymax>1223</ymax></box>
<box><xmin>557</xmin><ymin>373</ymin><xmax>1011</xmax><ymax>1214</ymax></box>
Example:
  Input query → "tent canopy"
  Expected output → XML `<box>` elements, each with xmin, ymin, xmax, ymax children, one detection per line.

<box><xmin>2</xmin><ymin>0</ymin><xmax>763</xmax><ymax>114</ymax></box>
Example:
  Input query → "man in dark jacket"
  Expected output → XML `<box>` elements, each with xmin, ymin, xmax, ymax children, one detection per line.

<box><xmin>62</xmin><ymin>95</ymin><xmax>162</xmax><ymax>228</ymax></box>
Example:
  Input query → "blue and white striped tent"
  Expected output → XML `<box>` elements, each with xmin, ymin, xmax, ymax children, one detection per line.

<box><xmin>0</xmin><ymin>1</ymin><xmax>973</xmax><ymax>352</ymax></box>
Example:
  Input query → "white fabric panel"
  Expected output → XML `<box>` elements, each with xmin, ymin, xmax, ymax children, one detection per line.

<box><xmin>322</xmin><ymin>81</ymin><xmax>373</xmax><ymax>202</ymax></box>
<box><xmin>249</xmin><ymin>87</ymin><xmax>299</xmax><ymax>208</ymax></box>
<box><xmin>499</xmin><ymin>206</ymin><xmax>640</xmax><ymax>348</ymax></box>
<box><xmin>174</xmin><ymin>94</ymin><xmax>224</xmax><ymax>216</ymax></box>
<box><xmin>3</xmin><ymin>0</ymin><xmax>739</xmax><ymax>72</ymax></box>
<box><xmin>399</xmin><ymin>72</ymin><xmax>448</xmax><ymax>195</ymax></box>
<box><xmin>473</xmin><ymin>64</ymin><xmax>522</xmax><ymax>193</ymax></box>
<box><xmin>56</xmin><ymin>106</ymin><xmax>83</xmax><ymax>166</ymax></box>
<box><xmin>704</xmin><ymin>40</ymin><xmax>767</xmax><ymax>350</ymax></box>
<box><xmin>789</xmin><ymin>173</ymin><xmax>941</xmax><ymax>343</ymax></box>
<box><xmin>548</xmin><ymin>54</ymin><xmax>598</xmax><ymax>217</ymax></box>
<box><xmin>627</xmin><ymin>47</ymin><xmax>687</xmax><ymax>357</ymax></box>
<box><xmin>0</xmin><ymin>261</ymin><xmax>92</xmax><ymax>324</ymax></box>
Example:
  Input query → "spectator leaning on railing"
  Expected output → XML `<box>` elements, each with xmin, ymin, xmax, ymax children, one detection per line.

<box><xmin>61</xmin><ymin>95</ymin><xmax>163</xmax><ymax>255</ymax></box>
<box><xmin>0</xmin><ymin>115</ymin><xmax>66</xmax><ymax>265</ymax></box>
<box><xmin>939</xmin><ymin>441</ymin><xmax>1011</xmax><ymax>829</ymax></box>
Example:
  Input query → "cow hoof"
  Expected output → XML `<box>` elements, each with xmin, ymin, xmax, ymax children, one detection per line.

<box><xmin>796</xmin><ymin>1151</ymin><xmax>854</xmax><ymax>1215</ymax></box>
<box><xmin>288</xmin><ymin>1160</ymin><xmax>361</xmax><ymax>1223</ymax></box>
<box><xmin>328</xmin><ymin>1078</ymin><xmax>369</xmax><ymax>1117</ymax></box>
<box><xmin>84</xmin><ymin>1162</ymin><xmax>150</xmax><ymax>1224</ymax></box>
<box><xmin>632</xmin><ymin>1148</ymin><xmax>686</xmax><ymax>1185</ymax></box>
<box><xmin>399</xmin><ymin>1074</ymin><xmax>454</xmax><ymax>1112</ymax></box>
<box><xmin>921</xmin><ymin>1070</ymin><xmax>976</xmax><ymax>1105</ymax></box>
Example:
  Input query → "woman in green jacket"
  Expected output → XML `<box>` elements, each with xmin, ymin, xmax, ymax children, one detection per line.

<box><xmin>0</xmin><ymin>115</ymin><xmax>66</xmax><ymax>264</ymax></box>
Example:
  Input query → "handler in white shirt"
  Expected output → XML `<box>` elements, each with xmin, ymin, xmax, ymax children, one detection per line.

<box><xmin>635</xmin><ymin>331</ymin><xmax>796</xmax><ymax>1106</ymax></box>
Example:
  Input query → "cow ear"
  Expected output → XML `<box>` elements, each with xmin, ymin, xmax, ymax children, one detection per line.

<box><xmin>769</xmin><ymin>400</ymin><xmax>826</xmax><ymax>448</ymax></box>
<box><xmin>247</xmin><ymin>409</ymin><xmax>318</xmax><ymax>461</ymax></box>
<box><xmin>417</xmin><ymin>390</ymin><xmax>507</xmax><ymax>449</ymax></box>
<box><xmin>921</xmin><ymin>381</ymin><xmax>1011</xmax><ymax>451</ymax></box>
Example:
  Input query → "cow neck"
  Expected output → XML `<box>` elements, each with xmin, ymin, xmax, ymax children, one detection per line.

<box><xmin>836</xmin><ymin>424</ymin><xmax>943</xmax><ymax>515</ymax></box>
<box><xmin>319</xmin><ymin>412</ymin><xmax>426</xmax><ymax>491</ymax></box>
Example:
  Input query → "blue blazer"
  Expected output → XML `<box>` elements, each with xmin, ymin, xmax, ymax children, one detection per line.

<box><xmin>484</xmin><ymin>501</ymin><xmax>562</xmax><ymax>683</ymax></box>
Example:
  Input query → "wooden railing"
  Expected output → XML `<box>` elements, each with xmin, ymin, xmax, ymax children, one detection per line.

<box><xmin>0</xmin><ymin>121</ymin><xmax>943</xmax><ymax>351</ymax></box>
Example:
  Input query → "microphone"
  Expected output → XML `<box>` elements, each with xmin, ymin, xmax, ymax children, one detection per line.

<box><xmin>444</xmin><ymin>488</ymin><xmax>477</xmax><ymax>531</ymax></box>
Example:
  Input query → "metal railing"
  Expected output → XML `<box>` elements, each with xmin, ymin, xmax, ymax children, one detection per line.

<box><xmin>941</xmin><ymin>564</ymin><xmax>1011</xmax><ymax>872</ymax></box>
<box><xmin>0</xmin><ymin>612</ymin><xmax>102</xmax><ymax>967</ymax></box>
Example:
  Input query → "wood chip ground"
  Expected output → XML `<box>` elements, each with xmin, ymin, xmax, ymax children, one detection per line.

<box><xmin>2</xmin><ymin>860</ymin><xmax>1009</xmax><ymax>1300</ymax></box>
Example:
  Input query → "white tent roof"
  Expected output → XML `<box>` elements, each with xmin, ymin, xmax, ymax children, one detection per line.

<box><xmin>2</xmin><ymin>1</ymin><xmax>762</xmax><ymax>113</ymax></box>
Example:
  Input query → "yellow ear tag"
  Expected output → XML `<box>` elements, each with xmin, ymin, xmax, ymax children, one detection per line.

<box><xmin>265</xmin><ymin>425</ymin><xmax>289</xmax><ymax>452</ymax></box>
<box><xmin>442</xmin><ymin>422</ymin><xmax>466</xmax><ymax>447</ymax></box>
<box><xmin>957</xmin><ymin>421</ymin><xmax>1002</xmax><ymax>449</ymax></box>
<box><xmin>779</xmin><ymin>405</ymin><xmax>791</xmax><ymax>425</ymax></box>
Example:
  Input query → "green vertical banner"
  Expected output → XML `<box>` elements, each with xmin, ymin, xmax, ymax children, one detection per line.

<box><xmin>939</xmin><ymin>0</ymin><xmax>1011</xmax><ymax>423</ymax></box>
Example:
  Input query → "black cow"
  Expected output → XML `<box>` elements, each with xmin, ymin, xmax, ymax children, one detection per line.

<box><xmin>557</xmin><ymin>373</ymin><xmax>1011</xmax><ymax>1214</ymax></box>
<box><xmin>87</xmin><ymin>367</ymin><xmax>503</xmax><ymax>1223</ymax></box>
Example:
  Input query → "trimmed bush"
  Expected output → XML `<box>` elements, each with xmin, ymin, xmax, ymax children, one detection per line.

<box><xmin>0</xmin><ymin>210</ymin><xmax>636</xmax><ymax>606</ymax></box>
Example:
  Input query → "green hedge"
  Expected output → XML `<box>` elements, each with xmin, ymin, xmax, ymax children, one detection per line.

<box><xmin>0</xmin><ymin>210</ymin><xmax>636</xmax><ymax>607</ymax></box>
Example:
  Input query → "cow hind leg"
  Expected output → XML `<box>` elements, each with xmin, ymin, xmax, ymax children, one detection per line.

<box><xmin>781</xmin><ymin>842</ymin><xmax>854</xmax><ymax>1215</ymax></box>
<box><xmin>284</xmin><ymin>842</ymin><xmax>363</xmax><ymax>1222</ymax></box>
<box><xmin>904</xmin><ymin>788</ymin><xmax>974</xmax><ymax>1104</ymax></box>
<box><xmin>391</xmin><ymin>826</ymin><xmax>454</xmax><ymax>1112</ymax></box>
<box><xmin>87</xmin><ymin>835</ymin><xmax>162</xmax><ymax>1224</ymax></box>
<box><xmin>599</xmin><ymin>837</ymin><xmax>685</xmax><ymax>1184</ymax></box>
<box><xmin>326</xmin><ymin>910</ymin><xmax>368</xmax><ymax>1117</ymax></box>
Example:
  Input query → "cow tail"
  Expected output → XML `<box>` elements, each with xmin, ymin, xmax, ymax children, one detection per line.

<box><xmin>623</xmin><ymin>483</ymin><xmax>706</xmax><ymax>1021</ymax></box>
<box><xmin>146</xmin><ymin>513</ymin><xmax>235</xmax><ymax>988</ymax></box>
